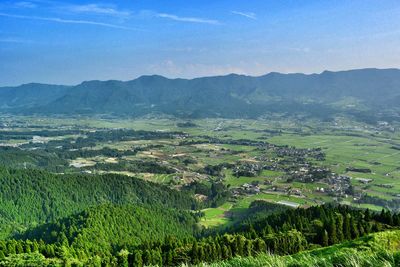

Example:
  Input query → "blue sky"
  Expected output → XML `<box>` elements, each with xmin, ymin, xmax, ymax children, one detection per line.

<box><xmin>0</xmin><ymin>0</ymin><xmax>399</xmax><ymax>86</ymax></box>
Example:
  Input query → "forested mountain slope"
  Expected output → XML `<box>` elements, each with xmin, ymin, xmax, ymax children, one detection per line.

<box><xmin>0</xmin><ymin>83</ymin><xmax>69</xmax><ymax>109</ymax></box>
<box><xmin>2</xmin><ymin>68</ymin><xmax>400</xmax><ymax>121</ymax></box>
<box><xmin>18</xmin><ymin>204</ymin><xmax>198</xmax><ymax>254</ymax></box>
<box><xmin>0</xmin><ymin>167</ymin><xmax>197</xmax><ymax>238</ymax></box>
<box><xmin>1</xmin><ymin>200</ymin><xmax>399</xmax><ymax>266</ymax></box>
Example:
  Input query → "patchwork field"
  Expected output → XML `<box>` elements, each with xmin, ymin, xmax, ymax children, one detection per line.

<box><xmin>0</xmin><ymin>115</ymin><xmax>399</xmax><ymax>229</ymax></box>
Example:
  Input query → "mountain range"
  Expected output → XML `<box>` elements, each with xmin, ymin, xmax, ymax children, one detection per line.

<box><xmin>1</xmin><ymin>68</ymin><xmax>400</xmax><ymax>122</ymax></box>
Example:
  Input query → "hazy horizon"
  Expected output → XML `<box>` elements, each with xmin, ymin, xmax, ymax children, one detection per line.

<box><xmin>3</xmin><ymin>67</ymin><xmax>400</xmax><ymax>87</ymax></box>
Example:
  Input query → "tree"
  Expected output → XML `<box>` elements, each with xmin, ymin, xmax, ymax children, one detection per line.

<box><xmin>253</xmin><ymin>238</ymin><xmax>267</xmax><ymax>253</ymax></box>
<box><xmin>133</xmin><ymin>250</ymin><xmax>143</xmax><ymax>267</ymax></box>
<box><xmin>165</xmin><ymin>250</ymin><xmax>174</xmax><ymax>266</ymax></box>
<box><xmin>152</xmin><ymin>250</ymin><xmax>162</xmax><ymax>266</ymax></box>
<box><xmin>244</xmin><ymin>240</ymin><xmax>252</xmax><ymax>257</ymax></box>
<box><xmin>336</xmin><ymin>214</ymin><xmax>344</xmax><ymax>242</ymax></box>
<box><xmin>322</xmin><ymin>230</ymin><xmax>329</xmax><ymax>247</ymax></box>
<box><xmin>0</xmin><ymin>251</ymin><xmax>5</xmax><ymax>260</ymax></box>
<box><xmin>191</xmin><ymin>241</ymin><xmax>199</xmax><ymax>264</ymax></box>
<box><xmin>350</xmin><ymin>216</ymin><xmax>359</xmax><ymax>239</ymax></box>
<box><xmin>328</xmin><ymin>218</ymin><xmax>338</xmax><ymax>245</ymax></box>
<box><xmin>117</xmin><ymin>249</ymin><xmax>129</xmax><ymax>267</ymax></box>
<box><xmin>344</xmin><ymin>214</ymin><xmax>352</xmax><ymax>240</ymax></box>
<box><xmin>143</xmin><ymin>250</ymin><xmax>152</xmax><ymax>266</ymax></box>
<box><xmin>221</xmin><ymin>245</ymin><xmax>231</xmax><ymax>259</ymax></box>
<box><xmin>32</xmin><ymin>241</ymin><xmax>39</xmax><ymax>253</ymax></box>
<box><xmin>198</xmin><ymin>246</ymin><xmax>205</xmax><ymax>263</ymax></box>
<box><xmin>364</xmin><ymin>209</ymin><xmax>371</xmax><ymax>221</ymax></box>
<box><xmin>234</xmin><ymin>235</ymin><xmax>245</xmax><ymax>256</ymax></box>
<box><xmin>24</xmin><ymin>243</ymin><xmax>31</xmax><ymax>253</ymax></box>
<box><xmin>16</xmin><ymin>243</ymin><xmax>23</xmax><ymax>254</ymax></box>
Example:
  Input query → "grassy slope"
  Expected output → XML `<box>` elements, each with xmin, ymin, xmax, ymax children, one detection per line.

<box><xmin>200</xmin><ymin>230</ymin><xmax>400</xmax><ymax>267</ymax></box>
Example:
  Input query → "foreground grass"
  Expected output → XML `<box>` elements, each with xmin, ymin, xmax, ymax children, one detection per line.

<box><xmin>198</xmin><ymin>251</ymin><xmax>398</xmax><ymax>267</ymax></box>
<box><xmin>193</xmin><ymin>230</ymin><xmax>400</xmax><ymax>267</ymax></box>
<box><xmin>2</xmin><ymin>231</ymin><xmax>400</xmax><ymax>266</ymax></box>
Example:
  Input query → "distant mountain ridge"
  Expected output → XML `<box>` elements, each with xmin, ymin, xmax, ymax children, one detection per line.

<box><xmin>1</xmin><ymin>68</ymin><xmax>400</xmax><ymax>122</ymax></box>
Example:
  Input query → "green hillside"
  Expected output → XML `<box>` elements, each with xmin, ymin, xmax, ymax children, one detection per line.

<box><xmin>1</xmin><ymin>195</ymin><xmax>397</xmax><ymax>266</ymax></box>
<box><xmin>0</xmin><ymin>167</ymin><xmax>197</xmax><ymax>238</ymax></box>
<box><xmin>18</xmin><ymin>204</ymin><xmax>198</xmax><ymax>255</ymax></box>
<box><xmin>202</xmin><ymin>230</ymin><xmax>400</xmax><ymax>267</ymax></box>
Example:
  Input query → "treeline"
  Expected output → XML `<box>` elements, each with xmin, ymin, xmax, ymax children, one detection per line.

<box><xmin>17</xmin><ymin>204</ymin><xmax>199</xmax><ymax>255</ymax></box>
<box><xmin>86</xmin><ymin>159</ymin><xmax>175</xmax><ymax>174</ymax></box>
<box><xmin>201</xmin><ymin>164</ymin><xmax>232</xmax><ymax>177</ymax></box>
<box><xmin>183</xmin><ymin>181</ymin><xmax>231</xmax><ymax>208</ymax></box>
<box><xmin>123</xmin><ymin>230</ymin><xmax>307</xmax><ymax>266</ymax></box>
<box><xmin>0</xmin><ymin>146</ymin><xmax>139</xmax><ymax>173</ymax></box>
<box><xmin>242</xmin><ymin>200</ymin><xmax>290</xmax><ymax>222</ymax></box>
<box><xmin>0</xmin><ymin>167</ymin><xmax>198</xmax><ymax>237</ymax></box>
<box><xmin>0</xmin><ymin>146</ymin><xmax>68</xmax><ymax>172</ymax></box>
<box><xmin>0</xmin><ymin>129</ymin><xmax>82</xmax><ymax>141</ymax></box>
<box><xmin>178</xmin><ymin>137</ymin><xmax>270</xmax><ymax>148</ymax></box>
<box><xmin>53</xmin><ymin>147</ymin><xmax>139</xmax><ymax>160</ymax></box>
<box><xmin>227</xmin><ymin>203</ymin><xmax>400</xmax><ymax>246</ymax></box>
<box><xmin>124</xmin><ymin>204</ymin><xmax>400</xmax><ymax>266</ymax></box>
<box><xmin>356</xmin><ymin>195</ymin><xmax>400</xmax><ymax>213</ymax></box>
<box><xmin>1</xmin><ymin>203</ymin><xmax>399</xmax><ymax>266</ymax></box>
<box><xmin>0</xmin><ymin>228</ymin><xmax>309</xmax><ymax>266</ymax></box>
<box><xmin>83</xmin><ymin>129</ymin><xmax>186</xmax><ymax>143</ymax></box>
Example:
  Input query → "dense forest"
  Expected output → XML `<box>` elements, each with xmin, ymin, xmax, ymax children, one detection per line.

<box><xmin>17</xmin><ymin>204</ymin><xmax>199</xmax><ymax>255</ymax></box>
<box><xmin>0</xmin><ymin>165</ymin><xmax>399</xmax><ymax>266</ymax></box>
<box><xmin>1</xmin><ymin>203</ymin><xmax>399</xmax><ymax>266</ymax></box>
<box><xmin>0</xmin><ymin>167</ymin><xmax>198</xmax><ymax>238</ymax></box>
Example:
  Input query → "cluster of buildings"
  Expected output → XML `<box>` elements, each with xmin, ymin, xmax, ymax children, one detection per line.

<box><xmin>289</xmin><ymin>165</ymin><xmax>331</xmax><ymax>183</ymax></box>
<box><xmin>326</xmin><ymin>175</ymin><xmax>353</xmax><ymax>198</ymax></box>
<box><xmin>233</xmin><ymin>163</ymin><xmax>262</xmax><ymax>177</ymax></box>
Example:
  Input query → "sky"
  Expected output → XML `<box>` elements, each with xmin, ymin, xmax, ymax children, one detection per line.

<box><xmin>0</xmin><ymin>0</ymin><xmax>400</xmax><ymax>86</ymax></box>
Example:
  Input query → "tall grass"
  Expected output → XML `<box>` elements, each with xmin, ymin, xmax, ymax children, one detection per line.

<box><xmin>186</xmin><ymin>230</ymin><xmax>400</xmax><ymax>267</ymax></box>
<box><xmin>192</xmin><ymin>250</ymin><xmax>399</xmax><ymax>267</ymax></box>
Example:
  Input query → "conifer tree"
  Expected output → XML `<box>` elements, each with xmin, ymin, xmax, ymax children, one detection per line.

<box><xmin>344</xmin><ymin>214</ymin><xmax>352</xmax><ymax>240</ymax></box>
<box><xmin>328</xmin><ymin>218</ymin><xmax>338</xmax><ymax>245</ymax></box>
<box><xmin>133</xmin><ymin>250</ymin><xmax>143</xmax><ymax>267</ymax></box>
<box><xmin>322</xmin><ymin>230</ymin><xmax>329</xmax><ymax>247</ymax></box>
<box><xmin>336</xmin><ymin>213</ymin><xmax>344</xmax><ymax>242</ymax></box>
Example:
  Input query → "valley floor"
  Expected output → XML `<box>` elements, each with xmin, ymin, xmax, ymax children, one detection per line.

<box><xmin>1</xmin><ymin>115</ymin><xmax>400</xmax><ymax>230</ymax></box>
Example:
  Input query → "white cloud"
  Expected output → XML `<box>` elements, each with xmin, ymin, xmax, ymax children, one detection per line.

<box><xmin>157</xmin><ymin>13</ymin><xmax>220</xmax><ymax>25</ymax></box>
<box><xmin>67</xmin><ymin>4</ymin><xmax>130</xmax><ymax>17</ymax></box>
<box><xmin>0</xmin><ymin>12</ymin><xmax>138</xmax><ymax>30</ymax></box>
<box><xmin>0</xmin><ymin>37</ymin><xmax>34</xmax><ymax>43</ymax></box>
<box><xmin>231</xmin><ymin>11</ymin><xmax>257</xmax><ymax>20</ymax></box>
<box><xmin>14</xmin><ymin>2</ymin><xmax>37</xmax><ymax>8</ymax></box>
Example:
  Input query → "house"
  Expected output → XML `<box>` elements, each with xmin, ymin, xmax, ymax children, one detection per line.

<box><xmin>356</xmin><ymin>178</ymin><xmax>373</xmax><ymax>184</ymax></box>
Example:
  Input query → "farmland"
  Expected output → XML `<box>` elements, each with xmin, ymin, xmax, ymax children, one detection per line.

<box><xmin>0</xmin><ymin>114</ymin><xmax>399</xmax><ymax>228</ymax></box>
